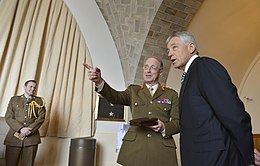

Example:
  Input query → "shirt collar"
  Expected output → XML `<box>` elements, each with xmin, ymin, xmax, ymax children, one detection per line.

<box><xmin>23</xmin><ymin>93</ymin><xmax>33</xmax><ymax>100</ymax></box>
<box><xmin>146</xmin><ymin>83</ymin><xmax>159</xmax><ymax>91</ymax></box>
<box><xmin>184</xmin><ymin>55</ymin><xmax>199</xmax><ymax>72</ymax></box>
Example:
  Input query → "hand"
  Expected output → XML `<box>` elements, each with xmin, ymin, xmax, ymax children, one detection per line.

<box><xmin>147</xmin><ymin>119</ymin><xmax>165</xmax><ymax>133</ymax></box>
<box><xmin>255</xmin><ymin>148</ymin><xmax>260</xmax><ymax>166</ymax></box>
<box><xmin>83</xmin><ymin>64</ymin><xmax>102</xmax><ymax>85</ymax></box>
<box><xmin>20</xmin><ymin>127</ymin><xmax>32</xmax><ymax>136</ymax></box>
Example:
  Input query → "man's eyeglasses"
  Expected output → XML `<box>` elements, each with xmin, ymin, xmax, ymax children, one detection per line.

<box><xmin>143</xmin><ymin>65</ymin><xmax>159</xmax><ymax>71</ymax></box>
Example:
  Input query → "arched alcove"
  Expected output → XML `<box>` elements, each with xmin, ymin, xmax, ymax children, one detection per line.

<box><xmin>239</xmin><ymin>52</ymin><xmax>260</xmax><ymax>133</ymax></box>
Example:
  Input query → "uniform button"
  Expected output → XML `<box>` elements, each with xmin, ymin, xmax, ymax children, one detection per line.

<box><xmin>25</xmin><ymin>110</ymin><xmax>28</xmax><ymax>112</ymax></box>
<box><xmin>164</xmin><ymin>108</ymin><xmax>167</xmax><ymax>111</ymax></box>
<box><xmin>23</xmin><ymin>123</ymin><xmax>26</xmax><ymax>125</ymax></box>
<box><xmin>25</xmin><ymin>116</ymin><xmax>27</xmax><ymax>118</ymax></box>
<box><xmin>147</xmin><ymin>134</ymin><xmax>151</xmax><ymax>138</ymax></box>
<box><xmin>134</xmin><ymin>103</ymin><xmax>138</xmax><ymax>106</ymax></box>
<box><xmin>148</xmin><ymin>112</ymin><xmax>152</xmax><ymax>115</ymax></box>
<box><xmin>150</xmin><ymin>101</ymin><xmax>153</xmax><ymax>104</ymax></box>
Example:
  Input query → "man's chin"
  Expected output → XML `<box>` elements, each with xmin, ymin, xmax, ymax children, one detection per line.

<box><xmin>172</xmin><ymin>64</ymin><xmax>181</xmax><ymax>69</ymax></box>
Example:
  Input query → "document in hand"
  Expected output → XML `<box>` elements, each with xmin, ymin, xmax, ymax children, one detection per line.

<box><xmin>130</xmin><ymin>117</ymin><xmax>158</xmax><ymax>127</ymax></box>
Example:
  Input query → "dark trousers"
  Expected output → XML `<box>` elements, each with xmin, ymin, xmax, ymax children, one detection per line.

<box><xmin>5</xmin><ymin>145</ymin><xmax>38</xmax><ymax>166</ymax></box>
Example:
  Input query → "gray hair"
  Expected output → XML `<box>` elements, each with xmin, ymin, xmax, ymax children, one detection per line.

<box><xmin>166</xmin><ymin>31</ymin><xmax>199</xmax><ymax>53</ymax></box>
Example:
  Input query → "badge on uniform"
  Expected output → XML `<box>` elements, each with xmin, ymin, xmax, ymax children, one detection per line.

<box><xmin>157</xmin><ymin>98</ymin><xmax>171</xmax><ymax>104</ymax></box>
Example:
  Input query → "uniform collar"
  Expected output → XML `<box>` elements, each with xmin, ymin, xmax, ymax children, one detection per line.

<box><xmin>22</xmin><ymin>94</ymin><xmax>35</xmax><ymax>101</ymax></box>
<box><xmin>146</xmin><ymin>83</ymin><xmax>158</xmax><ymax>91</ymax></box>
<box><xmin>141</xmin><ymin>82</ymin><xmax>165</xmax><ymax>91</ymax></box>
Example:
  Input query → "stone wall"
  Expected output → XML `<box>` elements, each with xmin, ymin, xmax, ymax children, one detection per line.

<box><xmin>96</xmin><ymin>0</ymin><xmax>204</xmax><ymax>85</ymax></box>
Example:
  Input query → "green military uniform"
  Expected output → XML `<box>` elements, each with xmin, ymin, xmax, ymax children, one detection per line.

<box><xmin>4</xmin><ymin>94</ymin><xmax>46</xmax><ymax>166</ymax></box>
<box><xmin>99</xmin><ymin>82</ymin><xmax>180</xmax><ymax>166</ymax></box>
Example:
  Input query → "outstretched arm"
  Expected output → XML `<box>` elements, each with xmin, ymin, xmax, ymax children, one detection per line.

<box><xmin>83</xmin><ymin>63</ymin><xmax>103</xmax><ymax>86</ymax></box>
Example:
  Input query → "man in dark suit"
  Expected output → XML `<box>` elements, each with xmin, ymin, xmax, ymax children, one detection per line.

<box><xmin>4</xmin><ymin>80</ymin><xmax>46</xmax><ymax>166</ymax></box>
<box><xmin>84</xmin><ymin>57</ymin><xmax>180</xmax><ymax>166</ymax></box>
<box><xmin>166</xmin><ymin>31</ymin><xmax>255</xmax><ymax>166</ymax></box>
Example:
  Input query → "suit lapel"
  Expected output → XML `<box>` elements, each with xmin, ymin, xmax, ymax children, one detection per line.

<box><xmin>179</xmin><ymin>57</ymin><xmax>200</xmax><ymax>108</ymax></box>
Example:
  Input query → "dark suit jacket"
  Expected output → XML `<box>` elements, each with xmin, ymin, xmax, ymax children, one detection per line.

<box><xmin>4</xmin><ymin>95</ymin><xmax>46</xmax><ymax>147</ymax></box>
<box><xmin>179</xmin><ymin>57</ymin><xmax>254</xmax><ymax>166</ymax></box>
<box><xmin>99</xmin><ymin>82</ymin><xmax>180</xmax><ymax>166</ymax></box>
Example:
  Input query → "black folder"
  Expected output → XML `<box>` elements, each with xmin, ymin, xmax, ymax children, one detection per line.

<box><xmin>130</xmin><ymin>117</ymin><xmax>158</xmax><ymax>127</ymax></box>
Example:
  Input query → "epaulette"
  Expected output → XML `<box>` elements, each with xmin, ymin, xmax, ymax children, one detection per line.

<box><xmin>163</xmin><ymin>86</ymin><xmax>177</xmax><ymax>92</ymax></box>
<box><xmin>129</xmin><ymin>83</ymin><xmax>143</xmax><ymax>91</ymax></box>
<box><xmin>159</xmin><ymin>83</ymin><xmax>165</xmax><ymax>91</ymax></box>
<box><xmin>129</xmin><ymin>83</ymin><xmax>141</xmax><ymax>87</ymax></box>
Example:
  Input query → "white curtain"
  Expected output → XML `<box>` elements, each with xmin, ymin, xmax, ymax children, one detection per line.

<box><xmin>0</xmin><ymin>0</ymin><xmax>95</xmax><ymax>137</ymax></box>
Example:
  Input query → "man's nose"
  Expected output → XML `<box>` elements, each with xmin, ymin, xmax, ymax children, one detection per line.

<box><xmin>147</xmin><ymin>67</ymin><xmax>152</xmax><ymax>72</ymax></box>
<box><xmin>167</xmin><ymin>50</ymin><xmax>171</xmax><ymax>57</ymax></box>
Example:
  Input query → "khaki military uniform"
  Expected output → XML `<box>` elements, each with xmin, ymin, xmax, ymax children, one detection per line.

<box><xmin>99</xmin><ymin>82</ymin><xmax>180</xmax><ymax>166</ymax></box>
<box><xmin>4</xmin><ymin>94</ymin><xmax>46</xmax><ymax>166</ymax></box>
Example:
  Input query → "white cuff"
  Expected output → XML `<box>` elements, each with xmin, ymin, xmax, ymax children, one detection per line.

<box><xmin>96</xmin><ymin>80</ymin><xmax>105</xmax><ymax>92</ymax></box>
<box><xmin>160</xmin><ymin>128</ymin><xmax>166</xmax><ymax>137</ymax></box>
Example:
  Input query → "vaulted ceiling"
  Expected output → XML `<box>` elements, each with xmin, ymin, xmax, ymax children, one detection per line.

<box><xmin>97</xmin><ymin>0</ymin><xmax>260</xmax><ymax>86</ymax></box>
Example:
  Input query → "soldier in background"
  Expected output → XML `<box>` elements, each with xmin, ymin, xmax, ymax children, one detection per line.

<box><xmin>4</xmin><ymin>80</ymin><xmax>46</xmax><ymax>166</ymax></box>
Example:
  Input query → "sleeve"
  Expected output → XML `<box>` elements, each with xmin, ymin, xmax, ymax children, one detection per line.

<box><xmin>5</xmin><ymin>97</ymin><xmax>24</xmax><ymax>132</ymax></box>
<box><xmin>164</xmin><ymin>90</ymin><xmax>180</xmax><ymax>136</ymax></box>
<box><xmin>96</xmin><ymin>80</ymin><xmax>105</xmax><ymax>92</ymax></box>
<box><xmin>28</xmin><ymin>97</ymin><xmax>46</xmax><ymax>133</ymax></box>
<box><xmin>98</xmin><ymin>81</ymin><xmax>131</xmax><ymax>106</ymax></box>
<box><xmin>198</xmin><ymin>58</ymin><xmax>254</xmax><ymax>165</ymax></box>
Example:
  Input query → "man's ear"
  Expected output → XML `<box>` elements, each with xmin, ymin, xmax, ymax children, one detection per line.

<box><xmin>188</xmin><ymin>43</ymin><xmax>196</xmax><ymax>54</ymax></box>
<box><xmin>160</xmin><ymin>69</ymin><xmax>163</xmax><ymax>75</ymax></box>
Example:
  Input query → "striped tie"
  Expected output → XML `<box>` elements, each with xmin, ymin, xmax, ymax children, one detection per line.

<box><xmin>181</xmin><ymin>72</ymin><xmax>187</xmax><ymax>84</ymax></box>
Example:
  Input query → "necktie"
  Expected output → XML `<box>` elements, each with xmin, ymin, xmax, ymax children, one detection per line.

<box><xmin>149</xmin><ymin>87</ymin><xmax>154</xmax><ymax>96</ymax></box>
<box><xmin>181</xmin><ymin>72</ymin><xmax>187</xmax><ymax>84</ymax></box>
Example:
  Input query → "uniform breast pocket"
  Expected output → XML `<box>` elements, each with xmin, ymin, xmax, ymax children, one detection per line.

<box><xmin>13</xmin><ymin>104</ymin><xmax>24</xmax><ymax>117</ymax></box>
<box><xmin>156</xmin><ymin>103</ymin><xmax>171</xmax><ymax>112</ymax></box>
<box><xmin>132</xmin><ymin>101</ymin><xmax>146</xmax><ymax>112</ymax></box>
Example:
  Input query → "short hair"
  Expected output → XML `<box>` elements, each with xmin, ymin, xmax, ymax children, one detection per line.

<box><xmin>166</xmin><ymin>31</ymin><xmax>199</xmax><ymax>53</ymax></box>
<box><xmin>144</xmin><ymin>56</ymin><xmax>163</xmax><ymax>71</ymax></box>
<box><xmin>24</xmin><ymin>80</ymin><xmax>37</xmax><ymax>86</ymax></box>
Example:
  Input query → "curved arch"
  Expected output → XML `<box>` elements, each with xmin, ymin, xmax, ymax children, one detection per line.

<box><xmin>239</xmin><ymin>52</ymin><xmax>260</xmax><ymax>94</ymax></box>
<box><xmin>64</xmin><ymin>0</ymin><xmax>125</xmax><ymax>90</ymax></box>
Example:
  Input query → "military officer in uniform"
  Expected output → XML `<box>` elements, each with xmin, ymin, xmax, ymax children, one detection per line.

<box><xmin>4</xmin><ymin>80</ymin><xmax>46</xmax><ymax>166</ymax></box>
<box><xmin>84</xmin><ymin>56</ymin><xmax>180</xmax><ymax>166</ymax></box>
